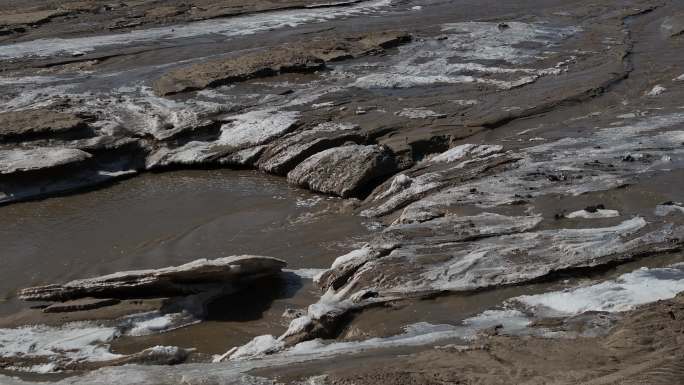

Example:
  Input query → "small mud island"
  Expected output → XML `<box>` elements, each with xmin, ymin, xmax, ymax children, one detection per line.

<box><xmin>1</xmin><ymin>0</ymin><xmax>684</xmax><ymax>384</ymax></box>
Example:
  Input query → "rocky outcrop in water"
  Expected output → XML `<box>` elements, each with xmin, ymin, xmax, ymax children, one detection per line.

<box><xmin>256</xmin><ymin>122</ymin><xmax>365</xmax><ymax>174</ymax></box>
<box><xmin>19</xmin><ymin>255</ymin><xmax>287</xmax><ymax>302</ymax></box>
<box><xmin>288</xmin><ymin>144</ymin><xmax>399</xmax><ymax>198</ymax></box>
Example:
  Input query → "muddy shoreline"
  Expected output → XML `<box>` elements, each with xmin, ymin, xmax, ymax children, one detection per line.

<box><xmin>1</xmin><ymin>0</ymin><xmax>684</xmax><ymax>383</ymax></box>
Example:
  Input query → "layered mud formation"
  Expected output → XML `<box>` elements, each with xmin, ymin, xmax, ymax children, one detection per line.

<box><xmin>1</xmin><ymin>256</ymin><xmax>286</xmax><ymax>372</ymax></box>
<box><xmin>2</xmin><ymin>0</ymin><xmax>684</xmax><ymax>383</ymax></box>
<box><xmin>18</xmin><ymin>255</ymin><xmax>286</xmax><ymax>301</ymax></box>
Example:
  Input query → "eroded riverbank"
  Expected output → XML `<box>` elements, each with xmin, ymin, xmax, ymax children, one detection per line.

<box><xmin>2</xmin><ymin>0</ymin><xmax>684</xmax><ymax>383</ymax></box>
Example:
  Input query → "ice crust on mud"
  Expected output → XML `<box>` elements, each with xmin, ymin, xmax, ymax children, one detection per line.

<box><xmin>566</xmin><ymin>208</ymin><xmax>620</xmax><ymax>219</ymax></box>
<box><xmin>0</xmin><ymin>18</ymin><xmax>586</xmax><ymax>205</ymax></box>
<box><xmin>0</xmin><ymin>0</ymin><xmax>394</xmax><ymax>60</ymax></box>
<box><xmin>365</xmin><ymin>113</ymin><xmax>684</xmax><ymax>220</ymax></box>
<box><xmin>516</xmin><ymin>265</ymin><xmax>684</xmax><ymax>315</ymax></box>
<box><xmin>0</xmin><ymin>312</ymin><xmax>195</xmax><ymax>372</ymax></box>
<box><xmin>0</xmin><ymin>323</ymin><xmax>121</xmax><ymax>363</ymax></box>
<box><xmin>224</xmin><ymin>263</ymin><xmax>684</xmax><ymax>363</ymax></box>
<box><xmin>352</xmin><ymin>22</ymin><xmax>578</xmax><ymax>89</ymax></box>
<box><xmin>147</xmin><ymin>109</ymin><xmax>301</xmax><ymax>168</ymax></box>
<box><xmin>226</xmin><ymin>203</ymin><xmax>684</xmax><ymax>360</ymax></box>
<box><xmin>0</xmin><ymin>147</ymin><xmax>92</xmax><ymax>174</ymax></box>
<box><xmin>3</xmin><ymin>0</ymin><xmax>684</xmax><ymax>382</ymax></box>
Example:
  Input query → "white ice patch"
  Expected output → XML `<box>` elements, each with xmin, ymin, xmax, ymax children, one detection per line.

<box><xmin>0</xmin><ymin>147</ymin><xmax>92</xmax><ymax>174</ymax></box>
<box><xmin>0</xmin><ymin>310</ymin><xmax>196</xmax><ymax>373</ymax></box>
<box><xmin>440</xmin><ymin>22</ymin><xmax>578</xmax><ymax>64</ymax></box>
<box><xmin>646</xmin><ymin>84</ymin><xmax>667</xmax><ymax>97</ymax></box>
<box><xmin>114</xmin><ymin>88</ymin><xmax>227</xmax><ymax>140</ymax></box>
<box><xmin>395</xmin><ymin>107</ymin><xmax>446</xmax><ymax>119</ymax></box>
<box><xmin>451</xmin><ymin>99</ymin><xmax>479</xmax><ymax>106</ymax></box>
<box><xmin>0</xmin><ymin>0</ymin><xmax>393</xmax><ymax>60</ymax></box>
<box><xmin>430</xmin><ymin>144</ymin><xmax>477</xmax><ymax>163</ymax></box>
<box><xmin>385</xmin><ymin>113</ymin><xmax>684</xmax><ymax>215</ymax></box>
<box><xmin>295</xmin><ymin>196</ymin><xmax>323</xmax><ymax>208</ymax></box>
<box><xmin>516</xmin><ymin>265</ymin><xmax>684</xmax><ymax>315</ymax></box>
<box><xmin>229</xmin><ymin>335</ymin><xmax>285</xmax><ymax>360</ymax></box>
<box><xmin>126</xmin><ymin>314</ymin><xmax>177</xmax><ymax>337</ymax></box>
<box><xmin>39</xmin><ymin>264</ymin><xmax>684</xmax><ymax>384</ymax></box>
<box><xmin>566</xmin><ymin>209</ymin><xmax>620</xmax><ymax>219</ymax></box>
<box><xmin>350</xmin><ymin>22</ymin><xmax>577</xmax><ymax>90</ymax></box>
<box><xmin>330</xmin><ymin>245</ymin><xmax>374</xmax><ymax>269</ymax></box>
<box><xmin>655</xmin><ymin>203</ymin><xmax>684</xmax><ymax>216</ymax></box>
<box><xmin>268</xmin><ymin>265</ymin><xmax>684</xmax><ymax>360</ymax></box>
<box><xmin>219</xmin><ymin>110</ymin><xmax>300</xmax><ymax>148</ymax></box>
<box><xmin>147</xmin><ymin>108</ymin><xmax>299</xmax><ymax>167</ymax></box>
<box><xmin>430</xmin><ymin>144</ymin><xmax>503</xmax><ymax>163</ymax></box>
<box><xmin>0</xmin><ymin>322</ymin><xmax>121</xmax><ymax>364</ymax></box>
<box><xmin>1</xmin><ymin>84</ymin><xmax>228</xmax><ymax>141</ymax></box>
<box><xmin>311</xmin><ymin>101</ymin><xmax>335</xmax><ymax>109</ymax></box>
<box><xmin>286</xmin><ymin>268</ymin><xmax>328</xmax><ymax>279</ymax></box>
<box><xmin>282</xmin><ymin>316</ymin><xmax>314</xmax><ymax>338</ymax></box>
<box><xmin>238</xmin><ymin>309</ymin><xmax>529</xmax><ymax>362</ymax></box>
<box><xmin>616</xmin><ymin>112</ymin><xmax>647</xmax><ymax>119</ymax></box>
<box><xmin>675</xmin><ymin>74</ymin><xmax>684</xmax><ymax>82</ymax></box>
<box><xmin>311</xmin><ymin>121</ymin><xmax>357</xmax><ymax>131</ymax></box>
<box><xmin>374</xmin><ymin>173</ymin><xmax>413</xmax><ymax>201</ymax></box>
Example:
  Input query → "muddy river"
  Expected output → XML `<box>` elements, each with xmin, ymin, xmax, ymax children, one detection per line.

<box><xmin>0</xmin><ymin>170</ymin><xmax>369</xmax><ymax>313</ymax></box>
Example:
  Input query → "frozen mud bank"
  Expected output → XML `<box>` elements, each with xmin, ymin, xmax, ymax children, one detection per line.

<box><xmin>1</xmin><ymin>256</ymin><xmax>286</xmax><ymax>372</ymax></box>
<box><xmin>2</xmin><ymin>0</ymin><xmax>684</xmax><ymax>382</ymax></box>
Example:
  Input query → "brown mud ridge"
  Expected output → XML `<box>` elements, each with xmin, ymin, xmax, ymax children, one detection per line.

<box><xmin>2</xmin><ymin>0</ymin><xmax>684</xmax><ymax>382</ymax></box>
<box><xmin>154</xmin><ymin>31</ymin><xmax>411</xmax><ymax>96</ymax></box>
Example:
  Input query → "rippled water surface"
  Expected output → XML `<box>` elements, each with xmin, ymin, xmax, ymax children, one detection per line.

<box><xmin>0</xmin><ymin>169</ymin><xmax>369</xmax><ymax>316</ymax></box>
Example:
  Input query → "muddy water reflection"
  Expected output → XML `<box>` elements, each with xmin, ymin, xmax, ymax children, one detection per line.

<box><xmin>0</xmin><ymin>170</ymin><xmax>370</xmax><ymax>316</ymax></box>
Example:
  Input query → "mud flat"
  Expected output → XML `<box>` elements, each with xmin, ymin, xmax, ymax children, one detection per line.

<box><xmin>2</xmin><ymin>0</ymin><xmax>684</xmax><ymax>383</ymax></box>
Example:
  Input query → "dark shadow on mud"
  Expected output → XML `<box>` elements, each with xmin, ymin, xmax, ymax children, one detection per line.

<box><xmin>203</xmin><ymin>272</ymin><xmax>304</xmax><ymax>322</ymax></box>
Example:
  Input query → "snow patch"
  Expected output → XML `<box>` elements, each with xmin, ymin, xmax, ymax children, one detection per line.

<box><xmin>516</xmin><ymin>265</ymin><xmax>684</xmax><ymax>315</ymax></box>
<box><xmin>126</xmin><ymin>314</ymin><xmax>176</xmax><ymax>337</ymax></box>
<box><xmin>566</xmin><ymin>209</ymin><xmax>620</xmax><ymax>219</ymax></box>
<box><xmin>646</xmin><ymin>85</ymin><xmax>666</xmax><ymax>97</ymax></box>
<box><xmin>219</xmin><ymin>110</ymin><xmax>300</xmax><ymax>148</ymax></box>
<box><xmin>0</xmin><ymin>0</ymin><xmax>394</xmax><ymax>60</ymax></box>
<box><xmin>0</xmin><ymin>322</ymin><xmax>121</xmax><ymax>365</ymax></box>
<box><xmin>395</xmin><ymin>107</ymin><xmax>446</xmax><ymax>119</ymax></box>
<box><xmin>451</xmin><ymin>99</ymin><xmax>479</xmax><ymax>106</ymax></box>
<box><xmin>0</xmin><ymin>147</ymin><xmax>92</xmax><ymax>174</ymax></box>
<box><xmin>229</xmin><ymin>335</ymin><xmax>285</xmax><ymax>360</ymax></box>
<box><xmin>350</xmin><ymin>22</ymin><xmax>577</xmax><ymax>90</ymax></box>
<box><xmin>431</xmin><ymin>144</ymin><xmax>503</xmax><ymax>163</ymax></box>
<box><xmin>655</xmin><ymin>202</ymin><xmax>684</xmax><ymax>216</ymax></box>
<box><xmin>286</xmin><ymin>268</ymin><xmax>328</xmax><ymax>279</ymax></box>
